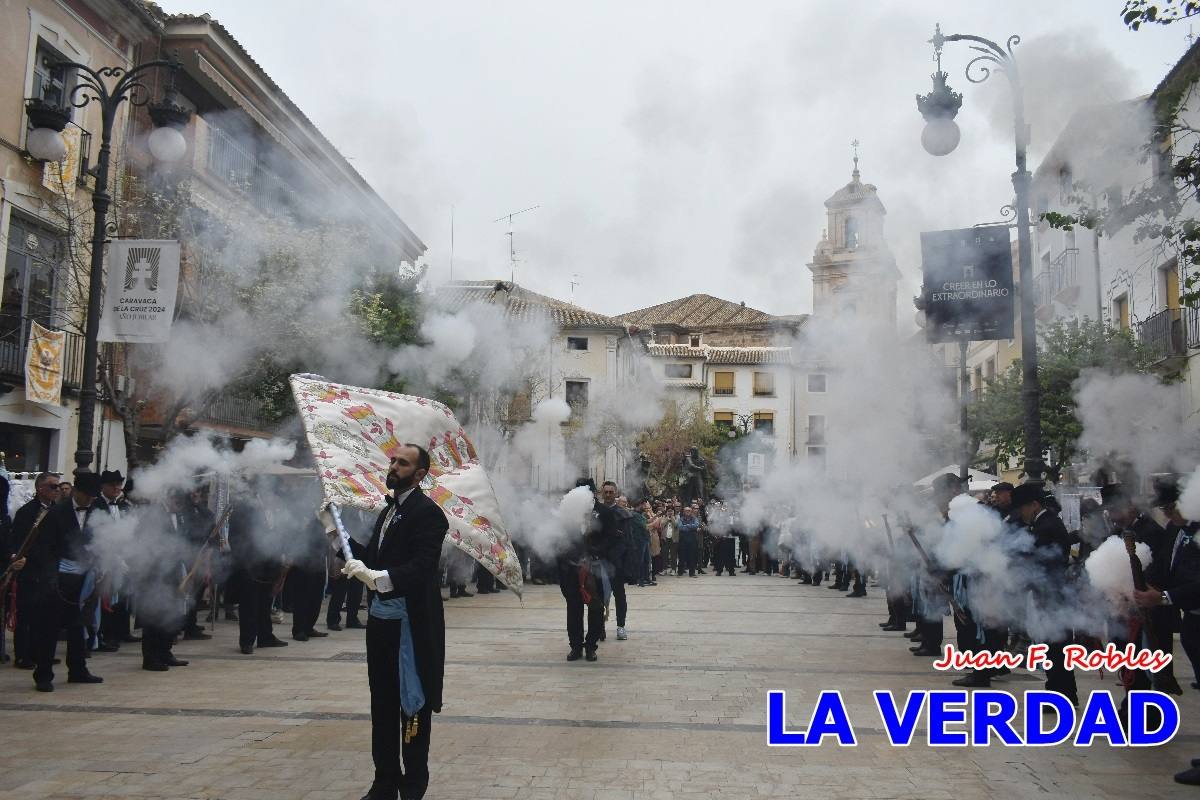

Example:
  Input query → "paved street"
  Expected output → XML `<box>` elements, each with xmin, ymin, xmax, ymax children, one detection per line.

<box><xmin>2</xmin><ymin>573</ymin><xmax>1199</xmax><ymax>799</ymax></box>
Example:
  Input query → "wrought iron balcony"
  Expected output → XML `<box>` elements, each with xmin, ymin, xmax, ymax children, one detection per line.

<box><xmin>0</xmin><ymin>316</ymin><xmax>85</xmax><ymax>391</ymax></box>
<box><xmin>1034</xmin><ymin>248</ymin><xmax>1080</xmax><ymax>310</ymax></box>
<box><xmin>1137</xmin><ymin>307</ymin><xmax>1187</xmax><ymax>365</ymax></box>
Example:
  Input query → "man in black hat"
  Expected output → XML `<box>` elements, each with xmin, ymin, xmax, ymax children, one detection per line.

<box><xmin>910</xmin><ymin>474</ymin><xmax>961</xmax><ymax>658</ymax></box>
<box><xmin>31</xmin><ymin>472</ymin><xmax>105</xmax><ymax>691</ymax></box>
<box><xmin>558</xmin><ymin>478</ymin><xmax>618</xmax><ymax>662</ymax></box>
<box><xmin>1010</xmin><ymin>481</ymin><xmax>1077</xmax><ymax>705</ymax></box>
<box><xmin>97</xmin><ymin>470</ymin><xmax>136</xmax><ymax>651</ymax></box>
<box><xmin>1151</xmin><ymin>481</ymin><xmax>1200</xmax><ymax>690</ymax></box>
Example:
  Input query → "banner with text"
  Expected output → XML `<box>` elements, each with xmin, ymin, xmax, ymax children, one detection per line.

<box><xmin>98</xmin><ymin>239</ymin><xmax>181</xmax><ymax>343</ymax></box>
<box><xmin>920</xmin><ymin>225</ymin><xmax>1014</xmax><ymax>343</ymax></box>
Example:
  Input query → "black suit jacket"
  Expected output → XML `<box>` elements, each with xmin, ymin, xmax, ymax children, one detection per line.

<box><xmin>366</xmin><ymin>488</ymin><xmax>450</xmax><ymax>712</ymax></box>
<box><xmin>44</xmin><ymin>498</ymin><xmax>101</xmax><ymax>570</ymax></box>
<box><xmin>10</xmin><ymin>497</ymin><xmax>56</xmax><ymax>581</ymax></box>
<box><xmin>1027</xmin><ymin>509</ymin><xmax>1071</xmax><ymax>594</ymax></box>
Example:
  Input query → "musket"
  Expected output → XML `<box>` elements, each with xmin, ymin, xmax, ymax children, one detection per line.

<box><xmin>902</xmin><ymin>524</ymin><xmax>968</xmax><ymax>625</ymax></box>
<box><xmin>0</xmin><ymin>507</ymin><xmax>50</xmax><ymax>594</ymax></box>
<box><xmin>178</xmin><ymin>505</ymin><xmax>235</xmax><ymax>594</ymax></box>
<box><xmin>880</xmin><ymin>513</ymin><xmax>896</xmax><ymax>553</ymax></box>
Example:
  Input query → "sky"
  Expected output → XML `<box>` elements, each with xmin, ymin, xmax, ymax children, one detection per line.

<box><xmin>154</xmin><ymin>0</ymin><xmax>1190</xmax><ymax>321</ymax></box>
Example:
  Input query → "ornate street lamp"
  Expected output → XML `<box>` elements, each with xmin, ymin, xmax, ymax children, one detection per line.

<box><xmin>24</xmin><ymin>55</ymin><xmax>191</xmax><ymax>475</ymax></box>
<box><xmin>916</xmin><ymin>24</ymin><xmax>1043</xmax><ymax>483</ymax></box>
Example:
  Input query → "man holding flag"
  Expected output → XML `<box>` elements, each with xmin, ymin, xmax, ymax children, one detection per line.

<box><xmin>342</xmin><ymin>443</ymin><xmax>449</xmax><ymax>800</ymax></box>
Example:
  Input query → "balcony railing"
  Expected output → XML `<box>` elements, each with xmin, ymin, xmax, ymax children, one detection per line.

<box><xmin>1137</xmin><ymin>307</ymin><xmax>1187</xmax><ymax>364</ymax></box>
<box><xmin>0</xmin><ymin>316</ymin><xmax>85</xmax><ymax>390</ymax></box>
<box><xmin>202</xmin><ymin>394</ymin><xmax>273</xmax><ymax>431</ymax></box>
<box><xmin>1034</xmin><ymin>248</ymin><xmax>1080</xmax><ymax>309</ymax></box>
<box><xmin>206</xmin><ymin>124</ymin><xmax>299</xmax><ymax>217</ymax></box>
<box><xmin>1186</xmin><ymin>306</ymin><xmax>1200</xmax><ymax>351</ymax></box>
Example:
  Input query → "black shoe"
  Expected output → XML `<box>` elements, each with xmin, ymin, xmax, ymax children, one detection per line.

<box><xmin>905</xmin><ymin>629</ymin><xmax>922</xmax><ymax>640</ymax></box>
<box><xmin>345</xmin><ymin>620</ymin><xmax>366</xmax><ymax>629</ymax></box>
<box><xmin>163</xmin><ymin>655</ymin><xmax>189</xmax><ymax>667</ymax></box>
<box><xmin>952</xmin><ymin>673</ymin><xmax>991</xmax><ymax>688</ymax></box>
<box><xmin>585</xmin><ymin>648</ymin><xmax>598</xmax><ymax>662</ymax></box>
<box><xmin>993</xmin><ymin>666</ymin><xmax>1011</xmax><ymax>678</ymax></box>
<box><xmin>95</xmin><ymin>642</ymin><xmax>120</xmax><ymax>653</ymax></box>
<box><xmin>142</xmin><ymin>661</ymin><xmax>169</xmax><ymax>672</ymax></box>
<box><xmin>846</xmin><ymin>590</ymin><xmax>867</xmax><ymax>597</ymax></box>
<box><xmin>240</xmin><ymin>645</ymin><xmax>254</xmax><ymax>655</ymax></box>
<box><xmin>67</xmin><ymin>671</ymin><xmax>103</xmax><ymax>684</ymax></box>
<box><xmin>35</xmin><ymin>681</ymin><xmax>53</xmax><ymax>692</ymax></box>
<box><xmin>258</xmin><ymin>638</ymin><xmax>288</xmax><ymax>648</ymax></box>
<box><xmin>459</xmin><ymin>589</ymin><xmax>474</xmax><ymax>597</ymax></box>
<box><xmin>882</xmin><ymin>624</ymin><xmax>907</xmax><ymax>632</ymax></box>
<box><xmin>878</xmin><ymin>621</ymin><xmax>895</xmax><ymax>628</ymax></box>
<box><xmin>327</xmin><ymin>622</ymin><xmax>343</xmax><ymax>631</ymax></box>
<box><xmin>306</xmin><ymin>630</ymin><xmax>329</xmax><ymax>638</ymax></box>
<box><xmin>911</xmin><ymin>647</ymin><xmax>940</xmax><ymax>657</ymax></box>
<box><xmin>567</xmin><ymin>648</ymin><xmax>583</xmax><ymax>662</ymax></box>
<box><xmin>1179</xmin><ymin>767</ymin><xmax>1200</xmax><ymax>786</ymax></box>
<box><xmin>182</xmin><ymin>629</ymin><xmax>212</xmax><ymax>641</ymax></box>
<box><xmin>599</xmin><ymin>630</ymin><xmax>606</xmax><ymax>642</ymax></box>
<box><xmin>400</xmin><ymin>779</ymin><xmax>428</xmax><ymax>800</ymax></box>
<box><xmin>293</xmin><ymin>632</ymin><xmax>310</xmax><ymax>642</ymax></box>
<box><xmin>14</xmin><ymin>659</ymin><xmax>34</xmax><ymax>670</ymax></box>
<box><xmin>359</xmin><ymin>783</ymin><xmax>399</xmax><ymax>800</ymax></box>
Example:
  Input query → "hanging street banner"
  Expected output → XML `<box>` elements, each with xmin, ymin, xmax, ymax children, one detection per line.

<box><xmin>289</xmin><ymin>374</ymin><xmax>524</xmax><ymax>595</ymax></box>
<box><xmin>97</xmin><ymin>239</ymin><xmax>181</xmax><ymax>343</ymax></box>
<box><xmin>25</xmin><ymin>321</ymin><xmax>65</xmax><ymax>405</ymax></box>
<box><xmin>920</xmin><ymin>225</ymin><xmax>1014</xmax><ymax>343</ymax></box>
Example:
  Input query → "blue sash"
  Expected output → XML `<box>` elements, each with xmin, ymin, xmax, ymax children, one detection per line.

<box><xmin>368</xmin><ymin>595</ymin><xmax>425</xmax><ymax>716</ymax></box>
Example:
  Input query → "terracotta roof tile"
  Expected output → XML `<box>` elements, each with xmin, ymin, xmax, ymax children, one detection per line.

<box><xmin>433</xmin><ymin>280</ymin><xmax>625</xmax><ymax>329</ymax></box>
<box><xmin>646</xmin><ymin>344</ymin><xmax>792</xmax><ymax>366</ymax></box>
<box><xmin>616</xmin><ymin>294</ymin><xmax>777</xmax><ymax>327</ymax></box>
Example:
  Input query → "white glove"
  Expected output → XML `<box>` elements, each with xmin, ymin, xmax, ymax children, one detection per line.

<box><xmin>342</xmin><ymin>559</ymin><xmax>388</xmax><ymax>591</ymax></box>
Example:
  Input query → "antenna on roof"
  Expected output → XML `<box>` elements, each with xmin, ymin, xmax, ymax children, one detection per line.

<box><xmin>569</xmin><ymin>273</ymin><xmax>581</xmax><ymax>302</ymax></box>
<box><xmin>493</xmin><ymin>204</ymin><xmax>540</xmax><ymax>284</ymax></box>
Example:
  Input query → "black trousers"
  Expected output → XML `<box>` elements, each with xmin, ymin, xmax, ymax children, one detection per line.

<box><xmin>1181</xmin><ymin>612</ymin><xmax>1200</xmax><ymax>683</ymax></box>
<box><xmin>678</xmin><ymin>534</ymin><xmax>699</xmax><ymax>576</ymax></box>
<box><xmin>610</xmin><ymin>569</ymin><xmax>627</xmax><ymax>628</ymax></box>
<box><xmin>919</xmin><ymin>619</ymin><xmax>943</xmax><ymax>651</ymax></box>
<box><xmin>141</xmin><ymin>621</ymin><xmax>178</xmax><ymax>665</ymax></box>
<box><xmin>236</xmin><ymin>571</ymin><xmax>275</xmax><ymax>648</ymax></box>
<box><xmin>290</xmin><ymin>566</ymin><xmax>325</xmax><ymax>637</ymax></box>
<box><xmin>559</xmin><ymin>570</ymin><xmax>603</xmax><ymax>650</ymax></box>
<box><xmin>100</xmin><ymin>597</ymin><xmax>131</xmax><ymax>645</ymax></box>
<box><xmin>327</xmin><ymin>540</ymin><xmax>365</xmax><ymax>626</ymax></box>
<box><xmin>33</xmin><ymin>573</ymin><xmax>87</xmax><ymax>684</ymax></box>
<box><xmin>1043</xmin><ymin>638</ymin><xmax>1078</xmax><ymax>703</ymax></box>
<box><xmin>366</xmin><ymin>615</ymin><xmax>433</xmax><ymax>796</ymax></box>
<box><xmin>714</xmin><ymin>538</ymin><xmax>737</xmax><ymax>575</ymax></box>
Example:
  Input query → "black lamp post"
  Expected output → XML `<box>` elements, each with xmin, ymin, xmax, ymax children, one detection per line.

<box><xmin>24</xmin><ymin>56</ymin><xmax>191</xmax><ymax>475</ymax></box>
<box><xmin>916</xmin><ymin>24</ymin><xmax>1042</xmax><ymax>483</ymax></box>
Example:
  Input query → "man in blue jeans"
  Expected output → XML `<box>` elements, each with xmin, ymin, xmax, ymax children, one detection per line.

<box><xmin>678</xmin><ymin>505</ymin><xmax>701</xmax><ymax>577</ymax></box>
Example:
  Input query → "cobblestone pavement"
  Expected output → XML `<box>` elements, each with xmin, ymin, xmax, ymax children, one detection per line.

<box><xmin>2</xmin><ymin>572</ymin><xmax>1200</xmax><ymax>799</ymax></box>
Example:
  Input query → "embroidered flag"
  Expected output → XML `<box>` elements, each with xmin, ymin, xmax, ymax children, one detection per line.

<box><xmin>289</xmin><ymin>374</ymin><xmax>522</xmax><ymax>595</ymax></box>
<box><xmin>25</xmin><ymin>321</ymin><xmax>65</xmax><ymax>405</ymax></box>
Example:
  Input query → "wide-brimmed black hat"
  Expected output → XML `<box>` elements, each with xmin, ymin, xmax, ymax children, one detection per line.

<box><xmin>1100</xmin><ymin>483</ymin><xmax>1134</xmax><ymax>509</ymax></box>
<box><xmin>1010</xmin><ymin>482</ymin><xmax>1044</xmax><ymax>508</ymax></box>
<box><xmin>991</xmin><ymin>482</ymin><xmax>1014</xmax><ymax>493</ymax></box>
<box><xmin>74</xmin><ymin>472</ymin><xmax>102</xmax><ymax>497</ymax></box>
<box><xmin>931</xmin><ymin>473</ymin><xmax>967</xmax><ymax>493</ymax></box>
<box><xmin>99</xmin><ymin>470</ymin><xmax>124</xmax><ymax>485</ymax></box>
<box><xmin>1153</xmin><ymin>477</ymin><xmax>1181</xmax><ymax>508</ymax></box>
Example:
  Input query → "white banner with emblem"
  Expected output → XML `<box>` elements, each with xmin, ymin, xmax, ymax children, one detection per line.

<box><xmin>97</xmin><ymin>239</ymin><xmax>181</xmax><ymax>343</ymax></box>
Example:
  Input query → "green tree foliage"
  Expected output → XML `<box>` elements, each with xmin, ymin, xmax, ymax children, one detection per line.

<box><xmin>967</xmin><ymin>319</ymin><xmax>1158</xmax><ymax>479</ymax></box>
<box><xmin>1121</xmin><ymin>0</ymin><xmax>1200</xmax><ymax>28</ymax></box>
<box><xmin>636</xmin><ymin>401</ymin><xmax>725</xmax><ymax>498</ymax></box>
